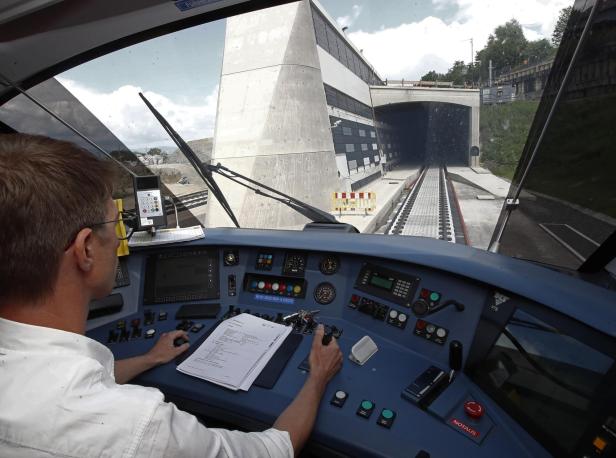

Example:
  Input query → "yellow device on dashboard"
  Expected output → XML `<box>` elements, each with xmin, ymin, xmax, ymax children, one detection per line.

<box><xmin>114</xmin><ymin>199</ymin><xmax>130</xmax><ymax>257</ymax></box>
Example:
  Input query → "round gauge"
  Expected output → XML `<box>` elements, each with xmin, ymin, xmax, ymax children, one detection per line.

<box><xmin>314</xmin><ymin>282</ymin><xmax>336</xmax><ymax>305</ymax></box>
<box><xmin>319</xmin><ymin>255</ymin><xmax>340</xmax><ymax>275</ymax></box>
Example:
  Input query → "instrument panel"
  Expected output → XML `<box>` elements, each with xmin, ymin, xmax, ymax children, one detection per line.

<box><xmin>87</xmin><ymin>231</ymin><xmax>616</xmax><ymax>458</ymax></box>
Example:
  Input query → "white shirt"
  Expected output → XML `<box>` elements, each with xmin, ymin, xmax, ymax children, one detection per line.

<box><xmin>0</xmin><ymin>317</ymin><xmax>293</xmax><ymax>458</ymax></box>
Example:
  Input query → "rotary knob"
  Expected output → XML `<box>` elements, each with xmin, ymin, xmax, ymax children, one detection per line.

<box><xmin>412</xmin><ymin>299</ymin><xmax>429</xmax><ymax>316</ymax></box>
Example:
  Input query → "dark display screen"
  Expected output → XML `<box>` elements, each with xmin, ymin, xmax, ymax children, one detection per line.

<box><xmin>144</xmin><ymin>248</ymin><xmax>219</xmax><ymax>303</ymax></box>
<box><xmin>369</xmin><ymin>275</ymin><xmax>394</xmax><ymax>291</ymax></box>
<box><xmin>154</xmin><ymin>257</ymin><xmax>210</xmax><ymax>296</ymax></box>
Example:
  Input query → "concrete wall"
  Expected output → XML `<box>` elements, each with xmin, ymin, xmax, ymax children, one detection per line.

<box><xmin>208</xmin><ymin>0</ymin><xmax>339</xmax><ymax>229</ymax></box>
<box><xmin>317</xmin><ymin>46</ymin><xmax>372</xmax><ymax>106</ymax></box>
<box><xmin>371</xmin><ymin>86</ymin><xmax>480</xmax><ymax>166</ymax></box>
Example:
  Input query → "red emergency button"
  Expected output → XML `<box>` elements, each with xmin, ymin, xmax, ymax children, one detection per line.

<box><xmin>464</xmin><ymin>401</ymin><xmax>484</xmax><ymax>419</ymax></box>
<box><xmin>416</xmin><ymin>319</ymin><xmax>427</xmax><ymax>330</ymax></box>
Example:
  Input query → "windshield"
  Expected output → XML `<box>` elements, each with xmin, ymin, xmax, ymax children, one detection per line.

<box><xmin>1</xmin><ymin>1</ymin><xmax>613</xmax><ymax>281</ymax></box>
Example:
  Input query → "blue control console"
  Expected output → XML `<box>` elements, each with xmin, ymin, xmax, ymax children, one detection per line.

<box><xmin>86</xmin><ymin>229</ymin><xmax>616</xmax><ymax>458</ymax></box>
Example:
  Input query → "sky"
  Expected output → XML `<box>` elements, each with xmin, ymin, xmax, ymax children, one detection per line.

<box><xmin>58</xmin><ymin>0</ymin><xmax>571</xmax><ymax>149</ymax></box>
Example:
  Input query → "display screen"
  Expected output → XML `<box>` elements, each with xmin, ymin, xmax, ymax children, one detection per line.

<box><xmin>370</xmin><ymin>275</ymin><xmax>394</xmax><ymax>290</ymax></box>
<box><xmin>144</xmin><ymin>249</ymin><xmax>219</xmax><ymax>303</ymax></box>
<box><xmin>155</xmin><ymin>257</ymin><xmax>210</xmax><ymax>295</ymax></box>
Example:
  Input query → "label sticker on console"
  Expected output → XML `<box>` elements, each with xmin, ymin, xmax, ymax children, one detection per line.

<box><xmin>254</xmin><ymin>294</ymin><xmax>295</xmax><ymax>305</ymax></box>
<box><xmin>450</xmin><ymin>418</ymin><xmax>480</xmax><ymax>438</ymax></box>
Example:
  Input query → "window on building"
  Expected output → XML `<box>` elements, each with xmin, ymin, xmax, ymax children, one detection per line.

<box><xmin>372</xmin><ymin>143</ymin><xmax>377</xmax><ymax>150</ymax></box>
<box><xmin>345</xmin><ymin>144</ymin><xmax>355</xmax><ymax>153</ymax></box>
<box><xmin>361</xmin><ymin>144</ymin><xmax>368</xmax><ymax>151</ymax></box>
<box><xmin>342</xmin><ymin>127</ymin><xmax>352</xmax><ymax>136</ymax></box>
<box><xmin>358</xmin><ymin>129</ymin><xmax>365</xmax><ymax>137</ymax></box>
<box><xmin>370</xmin><ymin>131</ymin><xmax>376</xmax><ymax>138</ymax></box>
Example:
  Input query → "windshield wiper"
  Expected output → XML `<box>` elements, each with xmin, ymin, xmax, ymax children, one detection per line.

<box><xmin>206</xmin><ymin>162</ymin><xmax>339</xmax><ymax>224</ymax></box>
<box><xmin>139</xmin><ymin>92</ymin><xmax>240</xmax><ymax>228</ymax></box>
<box><xmin>140</xmin><ymin>93</ymin><xmax>342</xmax><ymax>227</ymax></box>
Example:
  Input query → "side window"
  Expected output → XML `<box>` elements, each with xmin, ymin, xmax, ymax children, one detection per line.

<box><xmin>470</xmin><ymin>309</ymin><xmax>613</xmax><ymax>456</ymax></box>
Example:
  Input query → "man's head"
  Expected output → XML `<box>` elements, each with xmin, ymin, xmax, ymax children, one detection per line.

<box><xmin>0</xmin><ymin>134</ymin><xmax>117</xmax><ymax>307</ymax></box>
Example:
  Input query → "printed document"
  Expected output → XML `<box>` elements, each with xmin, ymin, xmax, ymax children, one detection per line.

<box><xmin>176</xmin><ymin>313</ymin><xmax>292</xmax><ymax>391</ymax></box>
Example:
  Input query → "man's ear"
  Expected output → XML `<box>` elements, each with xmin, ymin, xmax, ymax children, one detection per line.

<box><xmin>72</xmin><ymin>228</ymin><xmax>95</xmax><ymax>272</ymax></box>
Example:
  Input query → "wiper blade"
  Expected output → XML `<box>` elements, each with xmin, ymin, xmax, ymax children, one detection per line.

<box><xmin>138</xmin><ymin>92</ymin><xmax>240</xmax><ymax>228</ymax></box>
<box><xmin>207</xmin><ymin>162</ymin><xmax>339</xmax><ymax>225</ymax></box>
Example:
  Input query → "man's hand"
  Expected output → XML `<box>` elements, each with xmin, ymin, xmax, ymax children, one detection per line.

<box><xmin>307</xmin><ymin>324</ymin><xmax>343</xmax><ymax>389</ymax></box>
<box><xmin>145</xmin><ymin>330</ymin><xmax>191</xmax><ymax>365</ymax></box>
<box><xmin>273</xmin><ymin>324</ymin><xmax>343</xmax><ymax>456</ymax></box>
<box><xmin>114</xmin><ymin>330</ymin><xmax>190</xmax><ymax>384</ymax></box>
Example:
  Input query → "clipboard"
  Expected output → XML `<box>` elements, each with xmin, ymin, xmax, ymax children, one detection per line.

<box><xmin>176</xmin><ymin>319</ymin><xmax>303</xmax><ymax>389</ymax></box>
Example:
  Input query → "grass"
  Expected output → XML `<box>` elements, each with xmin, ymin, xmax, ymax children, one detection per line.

<box><xmin>479</xmin><ymin>100</ymin><xmax>539</xmax><ymax>180</ymax></box>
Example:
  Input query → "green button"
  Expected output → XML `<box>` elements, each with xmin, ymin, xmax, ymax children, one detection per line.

<box><xmin>429</xmin><ymin>292</ymin><xmax>440</xmax><ymax>301</ymax></box>
<box><xmin>382</xmin><ymin>409</ymin><xmax>394</xmax><ymax>419</ymax></box>
<box><xmin>361</xmin><ymin>400</ymin><xmax>373</xmax><ymax>410</ymax></box>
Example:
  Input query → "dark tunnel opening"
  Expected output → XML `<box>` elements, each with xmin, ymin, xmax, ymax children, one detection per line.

<box><xmin>374</xmin><ymin>102</ymin><xmax>470</xmax><ymax>166</ymax></box>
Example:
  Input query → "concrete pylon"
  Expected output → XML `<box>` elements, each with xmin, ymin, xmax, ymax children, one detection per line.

<box><xmin>206</xmin><ymin>0</ymin><xmax>338</xmax><ymax>229</ymax></box>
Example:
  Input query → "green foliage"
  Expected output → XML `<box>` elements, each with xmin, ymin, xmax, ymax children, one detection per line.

<box><xmin>476</xmin><ymin>19</ymin><xmax>528</xmax><ymax>80</ymax></box>
<box><xmin>479</xmin><ymin>101</ymin><xmax>539</xmax><ymax>179</ymax></box>
<box><xmin>523</xmin><ymin>39</ymin><xmax>556</xmax><ymax>64</ymax></box>
<box><xmin>147</xmin><ymin>147</ymin><xmax>163</xmax><ymax>156</ymax></box>
<box><xmin>421</xmin><ymin>70</ymin><xmax>446</xmax><ymax>81</ymax></box>
<box><xmin>422</xmin><ymin>18</ymin><xmax>558</xmax><ymax>85</ymax></box>
<box><xmin>552</xmin><ymin>6</ymin><xmax>572</xmax><ymax>47</ymax></box>
<box><xmin>445</xmin><ymin>60</ymin><xmax>468</xmax><ymax>85</ymax></box>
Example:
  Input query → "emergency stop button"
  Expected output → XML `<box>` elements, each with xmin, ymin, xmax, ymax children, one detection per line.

<box><xmin>464</xmin><ymin>401</ymin><xmax>484</xmax><ymax>419</ymax></box>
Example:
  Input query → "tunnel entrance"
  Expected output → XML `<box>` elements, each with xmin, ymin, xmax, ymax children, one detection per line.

<box><xmin>375</xmin><ymin>102</ymin><xmax>470</xmax><ymax>166</ymax></box>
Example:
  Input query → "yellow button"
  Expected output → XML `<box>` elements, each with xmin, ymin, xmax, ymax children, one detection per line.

<box><xmin>593</xmin><ymin>436</ymin><xmax>607</xmax><ymax>451</ymax></box>
<box><xmin>293</xmin><ymin>285</ymin><xmax>302</xmax><ymax>294</ymax></box>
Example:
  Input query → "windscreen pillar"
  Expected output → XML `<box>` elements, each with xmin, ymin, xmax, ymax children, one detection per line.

<box><xmin>206</xmin><ymin>0</ymin><xmax>338</xmax><ymax>229</ymax></box>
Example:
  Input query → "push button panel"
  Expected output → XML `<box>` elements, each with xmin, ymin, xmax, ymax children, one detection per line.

<box><xmin>414</xmin><ymin>319</ymin><xmax>449</xmax><ymax>345</ymax></box>
<box><xmin>386</xmin><ymin>308</ymin><xmax>408</xmax><ymax>329</ymax></box>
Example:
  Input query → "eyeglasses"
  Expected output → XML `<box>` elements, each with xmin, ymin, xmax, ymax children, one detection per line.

<box><xmin>64</xmin><ymin>210</ymin><xmax>138</xmax><ymax>250</ymax></box>
<box><xmin>90</xmin><ymin>210</ymin><xmax>138</xmax><ymax>241</ymax></box>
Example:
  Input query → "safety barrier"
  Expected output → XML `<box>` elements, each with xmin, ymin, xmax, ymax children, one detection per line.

<box><xmin>332</xmin><ymin>191</ymin><xmax>376</xmax><ymax>215</ymax></box>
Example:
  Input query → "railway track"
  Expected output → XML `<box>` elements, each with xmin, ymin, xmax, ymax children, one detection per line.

<box><xmin>386</xmin><ymin>166</ymin><xmax>457</xmax><ymax>243</ymax></box>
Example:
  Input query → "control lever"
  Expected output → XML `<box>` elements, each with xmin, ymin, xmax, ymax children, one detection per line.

<box><xmin>448</xmin><ymin>340</ymin><xmax>463</xmax><ymax>383</ymax></box>
<box><xmin>412</xmin><ymin>299</ymin><xmax>465</xmax><ymax>317</ymax></box>
<box><xmin>322</xmin><ymin>325</ymin><xmax>334</xmax><ymax>345</ymax></box>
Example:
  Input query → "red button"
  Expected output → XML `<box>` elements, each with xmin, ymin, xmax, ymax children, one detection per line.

<box><xmin>420</xmin><ymin>288</ymin><xmax>429</xmax><ymax>298</ymax></box>
<box><xmin>416</xmin><ymin>319</ymin><xmax>427</xmax><ymax>330</ymax></box>
<box><xmin>265</xmin><ymin>282</ymin><xmax>271</xmax><ymax>290</ymax></box>
<box><xmin>464</xmin><ymin>401</ymin><xmax>484</xmax><ymax>419</ymax></box>
<box><xmin>351</xmin><ymin>294</ymin><xmax>360</xmax><ymax>304</ymax></box>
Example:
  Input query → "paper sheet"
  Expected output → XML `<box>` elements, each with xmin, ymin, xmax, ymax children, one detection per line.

<box><xmin>177</xmin><ymin>313</ymin><xmax>292</xmax><ymax>391</ymax></box>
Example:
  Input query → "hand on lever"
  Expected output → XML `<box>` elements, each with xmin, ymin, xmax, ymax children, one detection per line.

<box><xmin>274</xmin><ymin>324</ymin><xmax>343</xmax><ymax>456</ymax></box>
<box><xmin>308</xmin><ymin>324</ymin><xmax>343</xmax><ymax>389</ymax></box>
<box><xmin>146</xmin><ymin>330</ymin><xmax>190</xmax><ymax>365</ymax></box>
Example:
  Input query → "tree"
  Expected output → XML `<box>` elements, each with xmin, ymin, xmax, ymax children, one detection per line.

<box><xmin>552</xmin><ymin>6</ymin><xmax>572</xmax><ymax>47</ymax></box>
<box><xmin>476</xmin><ymin>19</ymin><xmax>528</xmax><ymax>80</ymax></box>
<box><xmin>421</xmin><ymin>70</ymin><xmax>446</xmax><ymax>81</ymax></box>
<box><xmin>445</xmin><ymin>60</ymin><xmax>469</xmax><ymax>86</ymax></box>
<box><xmin>147</xmin><ymin>147</ymin><xmax>162</xmax><ymax>156</ymax></box>
<box><xmin>523</xmin><ymin>38</ymin><xmax>555</xmax><ymax>65</ymax></box>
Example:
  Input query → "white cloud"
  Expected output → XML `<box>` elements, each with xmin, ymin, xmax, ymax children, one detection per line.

<box><xmin>348</xmin><ymin>0</ymin><xmax>570</xmax><ymax>80</ymax></box>
<box><xmin>57</xmin><ymin>78</ymin><xmax>219</xmax><ymax>149</ymax></box>
<box><xmin>336</xmin><ymin>5</ymin><xmax>363</xmax><ymax>29</ymax></box>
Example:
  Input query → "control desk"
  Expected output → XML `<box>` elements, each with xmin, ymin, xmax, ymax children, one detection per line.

<box><xmin>86</xmin><ymin>229</ymin><xmax>616</xmax><ymax>458</ymax></box>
